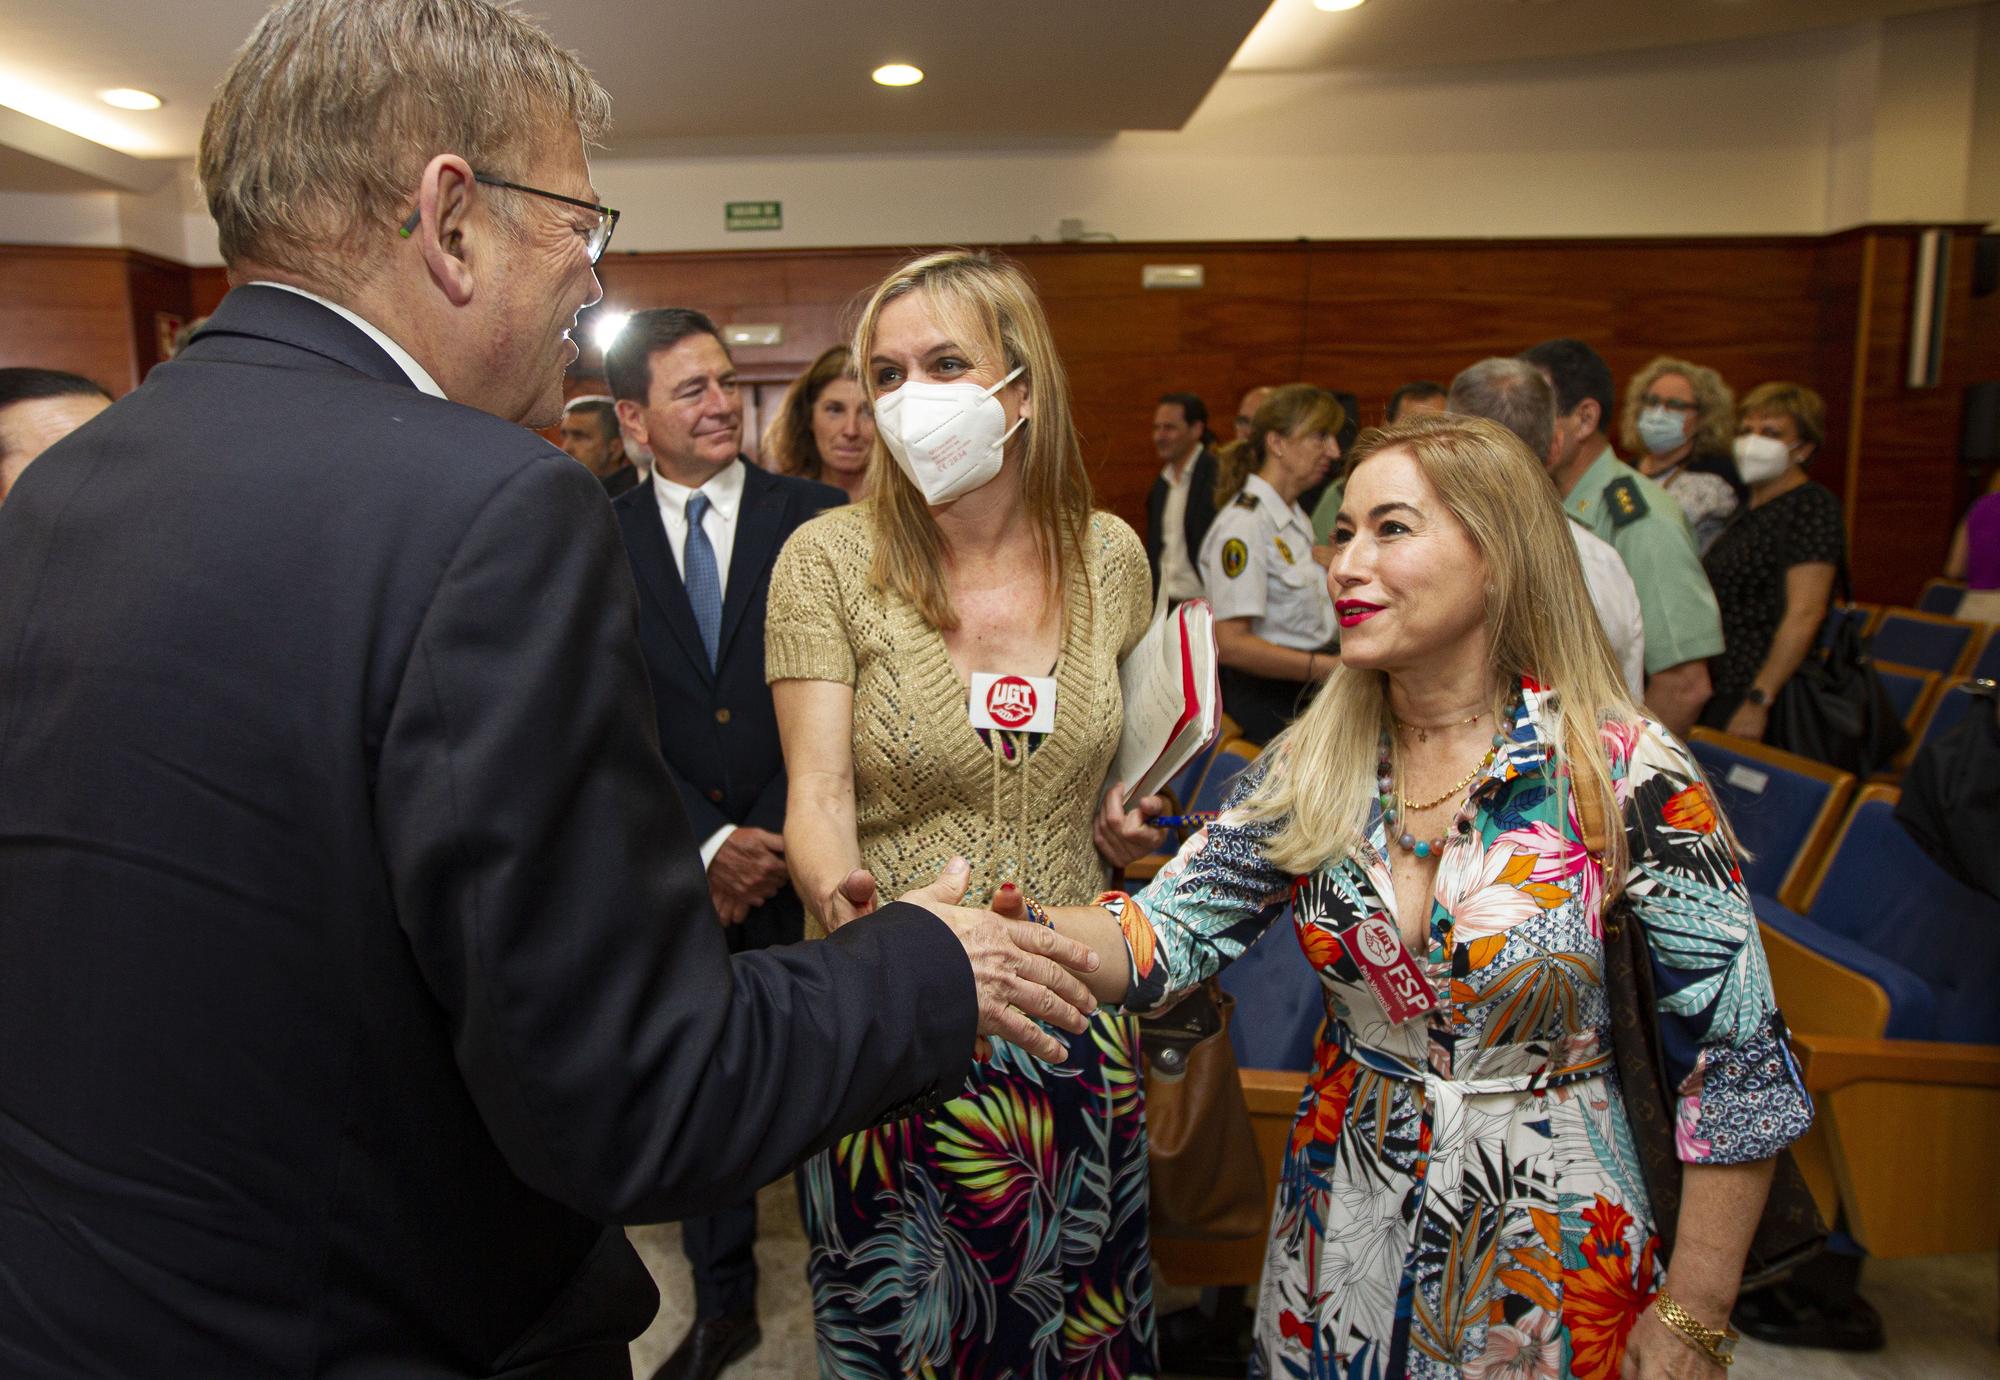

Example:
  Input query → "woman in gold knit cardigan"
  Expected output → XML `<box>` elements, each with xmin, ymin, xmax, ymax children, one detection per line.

<box><xmin>768</xmin><ymin>250</ymin><xmax>1166</xmax><ymax>1378</ymax></box>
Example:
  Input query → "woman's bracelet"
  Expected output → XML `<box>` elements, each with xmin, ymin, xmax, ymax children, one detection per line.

<box><xmin>1653</xmin><ymin>1289</ymin><xmax>1739</xmax><ymax>1368</ymax></box>
<box><xmin>1306</xmin><ymin>652</ymin><xmax>1317</xmax><ymax>680</ymax></box>
<box><xmin>1019</xmin><ymin>894</ymin><xmax>1052</xmax><ymax>927</ymax></box>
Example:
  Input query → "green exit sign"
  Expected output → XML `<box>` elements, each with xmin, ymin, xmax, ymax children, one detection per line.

<box><xmin>725</xmin><ymin>200</ymin><xmax>782</xmax><ymax>231</ymax></box>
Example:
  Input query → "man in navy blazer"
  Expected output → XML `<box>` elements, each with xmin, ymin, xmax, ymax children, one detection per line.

<box><xmin>0</xmin><ymin>2</ymin><xmax>1098</xmax><ymax>1376</ymax></box>
<box><xmin>607</xmin><ymin>309</ymin><xmax>842</xmax><ymax>1379</ymax></box>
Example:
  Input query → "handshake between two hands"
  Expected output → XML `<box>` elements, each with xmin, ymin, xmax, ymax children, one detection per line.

<box><xmin>823</xmin><ymin>857</ymin><xmax>1104</xmax><ymax>1066</ymax></box>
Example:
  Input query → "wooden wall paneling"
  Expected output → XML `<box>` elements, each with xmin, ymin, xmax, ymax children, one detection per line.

<box><xmin>124</xmin><ymin>253</ymin><xmax>193</xmax><ymax>382</ymax></box>
<box><xmin>0</xmin><ymin>246</ymin><xmax>149</xmax><ymax>395</ymax></box>
<box><xmin>190</xmin><ymin>266</ymin><xmax>231</xmax><ymax>319</ymax></box>
<box><xmin>1807</xmin><ymin>231</ymin><xmax>1868</xmax><ymax>515</ymax></box>
<box><xmin>1845</xmin><ymin>228</ymin><xmax>1982</xmax><ymax>604</ymax></box>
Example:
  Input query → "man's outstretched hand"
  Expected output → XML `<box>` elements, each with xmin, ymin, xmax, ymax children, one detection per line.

<box><xmin>896</xmin><ymin>858</ymin><xmax>1100</xmax><ymax>1065</ymax></box>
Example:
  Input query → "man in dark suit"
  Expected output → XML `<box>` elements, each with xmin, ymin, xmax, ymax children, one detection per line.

<box><xmin>606</xmin><ymin>309</ymin><xmax>840</xmax><ymax>1380</ymax></box>
<box><xmin>0</xmin><ymin>3</ymin><xmax>1098</xmax><ymax>1376</ymax></box>
<box><xmin>1144</xmin><ymin>390</ymin><xmax>1219</xmax><ymax>605</ymax></box>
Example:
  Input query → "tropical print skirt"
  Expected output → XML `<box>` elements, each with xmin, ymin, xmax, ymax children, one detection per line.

<box><xmin>796</xmin><ymin>1008</ymin><xmax>1158</xmax><ymax>1379</ymax></box>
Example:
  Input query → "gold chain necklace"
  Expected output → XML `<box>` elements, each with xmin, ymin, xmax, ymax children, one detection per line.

<box><xmin>1399</xmin><ymin>750</ymin><xmax>1498</xmax><ymax>813</ymax></box>
<box><xmin>1393</xmin><ymin>707</ymin><xmax>1487</xmax><ymax>744</ymax></box>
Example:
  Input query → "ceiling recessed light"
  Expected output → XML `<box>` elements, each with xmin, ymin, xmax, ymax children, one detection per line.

<box><xmin>1313</xmin><ymin>0</ymin><xmax>1367</xmax><ymax>12</ymax></box>
<box><xmin>871</xmin><ymin>64</ymin><xmax>924</xmax><ymax>88</ymax></box>
<box><xmin>98</xmin><ymin>88</ymin><xmax>163</xmax><ymax>111</ymax></box>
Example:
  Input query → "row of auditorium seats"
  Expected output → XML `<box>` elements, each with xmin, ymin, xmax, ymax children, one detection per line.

<box><xmin>1141</xmin><ymin>708</ymin><xmax>2000</xmax><ymax>1288</ymax></box>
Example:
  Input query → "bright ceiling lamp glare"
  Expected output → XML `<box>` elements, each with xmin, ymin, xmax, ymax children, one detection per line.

<box><xmin>1312</xmin><ymin>0</ymin><xmax>1367</xmax><ymax>11</ymax></box>
<box><xmin>98</xmin><ymin>88</ymin><xmax>163</xmax><ymax>111</ymax></box>
<box><xmin>871</xmin><ymin>63</ymin><xmax>924</xmax><ymax>88</ymax></box>
<box><xmin>590</xmin><ymin>310</ymin><xmax>632</xmax><ymax>353</ymax></box>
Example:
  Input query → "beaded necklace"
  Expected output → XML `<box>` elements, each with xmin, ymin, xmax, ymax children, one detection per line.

<box><xmin>1377</xmin><ymin>698</ymin><xmax>1517</xmax><ymax>858</ymax></box>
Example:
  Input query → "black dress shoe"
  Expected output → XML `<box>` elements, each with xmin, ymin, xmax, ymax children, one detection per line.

<box><xmin>647</xmin><ymin>1312</ymin><xmax>762</xmax><ymax>1380</ymax></box>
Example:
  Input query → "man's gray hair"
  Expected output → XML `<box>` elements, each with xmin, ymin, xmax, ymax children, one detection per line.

<box><xmin>1447</xmin><ymin>357</ymin><xmax>1556</xmax><ymax>464</ymax></box>
<box><xmin>199</xmin><ymin>0</ymin><xmax>611</xmax><ymax>288</ymax></box>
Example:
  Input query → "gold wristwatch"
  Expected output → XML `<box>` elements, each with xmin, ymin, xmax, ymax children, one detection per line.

<box><xmin>1653</xmin><ymin>1289</ymin><xmax>1739</xmax><ymax>1368</ymax></box>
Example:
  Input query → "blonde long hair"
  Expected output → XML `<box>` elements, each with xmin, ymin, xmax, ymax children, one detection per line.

<box><xmin>1238</xmin><ymin>413</ymin><xmax>1639</xmax><ymax>879</ymax></box>
<box><xmin>852</xmin><ymin>250</ymin><xmax>1092</xmax><ymax>630</ymax></box>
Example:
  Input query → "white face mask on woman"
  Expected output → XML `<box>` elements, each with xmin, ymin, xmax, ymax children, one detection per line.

<box><xmin>1733</xmin><ymin>433</ymin><xmax>1796</xmax><ymax>485</ymax></box>
<box><xmin>874</xmin><ymin>365</ymin><xmax>1025</xmax><ymax>505</ymax></box>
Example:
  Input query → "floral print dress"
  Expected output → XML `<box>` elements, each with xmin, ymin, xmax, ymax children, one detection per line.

<box><xmin>1119</xmin><ymin>684</ymin><xmax>1813</xmax><ymax>1379</ymax></box>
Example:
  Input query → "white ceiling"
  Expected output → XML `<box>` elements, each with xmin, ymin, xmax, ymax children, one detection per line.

<box><xmin>1233</xmin><ymin>0</ymin><xmax>1977</xmax><ymax>72</ymax></box>
<box><xmin>0</xmin><ymin>0</ymin><xmax>1983</xmax><ymax>189</ymax></box>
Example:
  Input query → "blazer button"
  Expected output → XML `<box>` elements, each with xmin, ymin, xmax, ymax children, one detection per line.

<box><xmin>708</xmin><ymin>788</ymin><xmax>724</xmax><ymax>803</ymax></box>
<box><xmin>715</xmin><ymin>708</ymin><xmax>732</xmax><ymax>725</ymax></box>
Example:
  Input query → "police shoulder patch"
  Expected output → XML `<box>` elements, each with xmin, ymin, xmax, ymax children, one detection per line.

<box><xmin>1604</xmin><ymin>475</ymin><xmax>1649</xmax><ymax>529</ymax></box>
<box><xmin>1221</xmin><ymin>537</ymin><xmax>1248</xmax><ymax>579</ymax></box>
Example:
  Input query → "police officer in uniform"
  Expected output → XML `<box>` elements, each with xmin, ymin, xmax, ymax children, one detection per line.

<box><xmin>1522</xmin><ymin>338</ymin><xmax>1723</xmax><ymax>736</ymax></box>
<box><xmin>1198</xmin><ymin>384</ymin><xmax>1343</xmax><ymax>744</ymax></box>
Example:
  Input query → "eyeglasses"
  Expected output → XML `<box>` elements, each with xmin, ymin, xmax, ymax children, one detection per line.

<box><xmin>1640</xmin><ymin>394</ymin><xmax>1700</xmax><ymax>414</ymax></box>
<box><xmin>399</xmin><ymin>172</ymin><xmax>620</xmax><ymax>264</ymax></box>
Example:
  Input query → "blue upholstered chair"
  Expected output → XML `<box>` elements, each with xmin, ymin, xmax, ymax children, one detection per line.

<box><xmin>1816</xmin><ymin>602</ymin><xmax>1878</xmax><ymax>650</ymax></box>
<box><xmin>1688</xmin><ymin>729</ymin><xmax>1855</xmax><ymax>909</ymax></box>
<box><xmin>1915</xmin><ymin>578</ymin><xmax>1965</xmax><ymax>616</ymax></box>
<box><xmin>1871</xmin><ymin>661</ymin><xmax>1939</xmax><ymax>741</ymax></box>
<box><xmin>1971</xmin><ymin>629</ymin><xmax>2000</xmax><ymax>682</ymax></box>
<box><xmin>1868</xmin><ymin>607</ymin><xmax>1978</xmax><ymax>676</ymax></box>
<box><xmin>1752</xmin><ymin>786</ymin><xmax>2000</xmax><ymax>1257</ymax></box>
<box><xmin>1219</xmin><ymin>906</ymin><xmax>1321</xmax><ymax>1073</ymax></box>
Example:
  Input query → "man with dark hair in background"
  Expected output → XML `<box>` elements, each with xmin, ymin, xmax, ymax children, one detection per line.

<box><xmin>560</xmin><ymin>393</ymin><xmax>640</xmax><ymax>495</ymax></box>
<box><xmin>1145</xmin><ymin>390</ymin><xmax>1219</xmax><ymax>604</ymax></box>
<box><xmin>1522</xmin><ymin>337</ymin><xmax>1723</xmax><ymax>736</ymax></box>
<box><xmin>605</xmin><ymin>307</ymin><xmax>846</xmax><ymax>1380</ymax></box>
<box><xmin>0</xmin><ymin>368</ymin><xmax>111</xmax><ymax>506</ymax></box>
<box><xmin>1385</xmin><ymin>379</ymin><xmax>1447</xmax><ymax>424</ymax></box>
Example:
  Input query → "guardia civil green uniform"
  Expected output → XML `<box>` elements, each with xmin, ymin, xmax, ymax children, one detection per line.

<box><xmin>1565</xmin><ymin>443</ymin><xmax>1723</xmax><ymax>678</ymax></box>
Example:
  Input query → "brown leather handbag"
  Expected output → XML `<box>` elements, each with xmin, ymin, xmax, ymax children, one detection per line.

<box><xmin>1139</xmin><ymin>980</ymin><xmax>1268</xmax><ymax>1240</ymax></box>
<box><xmin>1573</xmin><ymin>754</ymin><xmax>1827</xmax><ymax>1289</ymax></box>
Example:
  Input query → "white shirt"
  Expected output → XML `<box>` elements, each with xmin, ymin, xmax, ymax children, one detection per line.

<box><xmin>650</xmin><ymin>458</ymin><xmax>744</xmax><ymax>605</ymax></box>
<box><xmin>1197</xmin><ymin>473</ymin><xmax>1337</xmax><ymax>651</ymax></box>
<box><xmin>1157</xmin><ymin>450</ymin><xmax>1205</xmax><ymax>603</ymax></box>
<box><xmin>248</xmin><ymin>282</ymin><xmax>446</xmax><ymax>399</ymax></box>
<box><xmin>1569</xmin><ymin>517</ymin><xmax>1648</xmax><ymax>698</ymax></box>
<box><xmin>652</xmin><ymin>458</ymin><xmax>748</xmax><ymax>868</ymax></box>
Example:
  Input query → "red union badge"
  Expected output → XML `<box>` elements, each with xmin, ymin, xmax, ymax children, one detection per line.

<box><xmin>968</xmin><ymin>672</ymin><xmax>1057</xmax><ymax>734</ymax></box>
<box><xmin>1340</xmin><ymin>913</ymin><xmax>1436</xmax><ymax>1023</ymax></box>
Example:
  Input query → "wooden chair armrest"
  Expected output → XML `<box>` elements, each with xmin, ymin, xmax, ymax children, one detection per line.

<box><xmin>1240</xmin><ymin>1067</ymin><xmax>1309</xmax><ymax>1115</ymax></box>
<box><xmin>1791</xmin><ymin>1032</ymin><xmax>2000</xmax><ymax>1093</ymax></box>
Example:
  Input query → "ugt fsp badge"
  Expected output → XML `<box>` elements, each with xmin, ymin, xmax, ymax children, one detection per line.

<box><xmin>1221</xmin><ymin>537</ymin><xmax>1248</xmax><ymax>579</ymax></box>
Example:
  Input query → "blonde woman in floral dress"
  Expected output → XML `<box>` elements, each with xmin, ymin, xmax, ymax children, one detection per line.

<box><xmin>1024</xmin><ymin>414</ymin><xmax>1813</xmax><ymax>1379</ymax></box>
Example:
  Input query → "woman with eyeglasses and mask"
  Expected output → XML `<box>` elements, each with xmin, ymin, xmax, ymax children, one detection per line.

<box><xmin>761</xmin><ymin>345</ymin><xmax>875</xmax><ymax>501</ymax></box>
<box><xmin>767</xmin><ymin>250</ymin><xmax>1165</xmax><ymax>1377</ymax></box>
<box><xmin>1698</xmin><ymin>383</ymin><xmax>1845</xmax><ymax>741</ymax></box>
<box><xmin>1620</xmin><ymin>357</ymin><xmax>1743</xmax><ymax>553</ymax></box>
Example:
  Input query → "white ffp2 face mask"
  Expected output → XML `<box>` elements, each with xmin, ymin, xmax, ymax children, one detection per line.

<box><xmin>1733</xmin><ymin>432</ymin><xmax>1794</xmax><ymax>485</ymax></box>
<box><xmin>874</xmin><ymin>366</ymin><xmax>1026</xmax><ymax>505</ymax></box>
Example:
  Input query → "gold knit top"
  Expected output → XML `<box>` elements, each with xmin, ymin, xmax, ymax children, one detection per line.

<box><xmin>767</xmin><ymin>503</ymin><xmax>1154</xmax><ymax>935</ymax></box>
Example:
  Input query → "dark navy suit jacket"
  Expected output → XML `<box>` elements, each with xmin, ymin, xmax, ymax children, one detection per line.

<box><xmin>0</xmin><ymin>286</ymin><xmax>972</xmax><ymax>1378</ymax></box>
<box><xmin>612</xmin><ymin>460</ymin><xmax>842</xmax><ymax>873</ymax></box>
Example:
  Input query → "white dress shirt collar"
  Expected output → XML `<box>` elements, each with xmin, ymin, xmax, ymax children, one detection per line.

<box><xmin>248</xmin><ymin>281</ymin><xmax>446</xmax><ymax>400</ymax></box>
<box><xmin>650</xmin><ymin>456</ymin><xmax>746</xmax><ymax>527</ymax></box>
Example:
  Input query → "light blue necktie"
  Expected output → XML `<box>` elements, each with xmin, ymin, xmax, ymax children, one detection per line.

<box><xmin>683</xmin><ymin>493</ymin><xmax>721</xmax><ymax>667</ymax></box>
